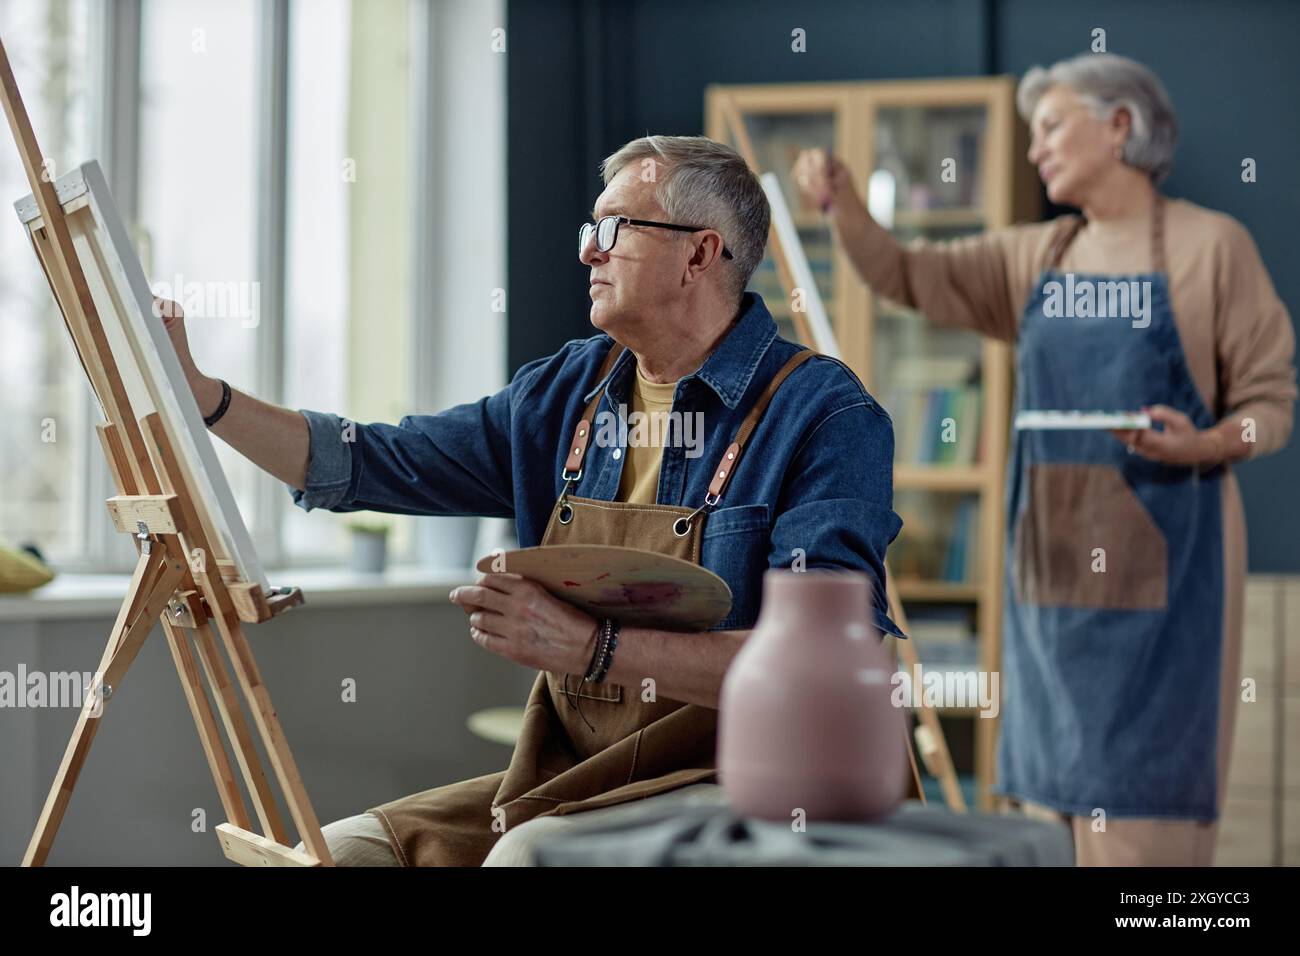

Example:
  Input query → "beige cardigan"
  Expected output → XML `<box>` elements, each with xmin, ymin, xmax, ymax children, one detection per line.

<box><xmin>843</xmin><ymin>196</ymin><xmax>1296</xmax><ymax>455</ymax></box>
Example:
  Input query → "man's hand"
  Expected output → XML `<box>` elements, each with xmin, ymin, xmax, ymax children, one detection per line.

<box><xmin>450</xmin><ymin>572</ymin><xmax>599</xmax><ymax>674</ymax></box>
<box><xmin>154</xmin><ymin>296</ymin><xmax>222</xmax><ymax>416</ymax></box>
<box><xmin>150</xmin><ymin>295</ymin><xmax>311</xmax><ymax>487</ymax></box>
<box><xmin>451</xmin><ymin>571</ymin><xmax>751</xmax><ymax>707</ymax></box>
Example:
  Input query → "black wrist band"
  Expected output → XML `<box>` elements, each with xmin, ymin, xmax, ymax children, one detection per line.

<box><xmin>204</xmin><ymin>379</ymin><xmax>232</xmax><ymax>427</ymax></box>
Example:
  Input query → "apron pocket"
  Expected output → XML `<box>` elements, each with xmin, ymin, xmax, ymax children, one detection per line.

<box><xmin>1013</xmin><ymin>462</ymin><xmax>1167</xmax><ymax>610</ymax></box>
<box><xmin>549</xmin><ymin>672</ymin><xmax>624</xmax><ymax>703</ymax></box>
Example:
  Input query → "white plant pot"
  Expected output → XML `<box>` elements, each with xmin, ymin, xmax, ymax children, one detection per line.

<box><xmin>350</xmin><ymin>531</ymin><xmax>389</xmax><ymax>574</ymax></box>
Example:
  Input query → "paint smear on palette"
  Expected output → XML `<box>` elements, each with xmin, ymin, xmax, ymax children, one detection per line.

<box><xmin>592</xmin><ymin>582</ymin><xmax>683</xmax><ymax>608</ymax></box>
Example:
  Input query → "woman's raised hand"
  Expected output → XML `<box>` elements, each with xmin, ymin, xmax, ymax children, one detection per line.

<box><xmin>792</xmin><ymin>147</ymin><xmax>854</xmax><ymax>213</ymax></box>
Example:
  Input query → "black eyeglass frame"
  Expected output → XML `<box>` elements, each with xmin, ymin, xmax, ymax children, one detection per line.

<box><xmin>579</xmin><ymin>215</ymin><xmax>734</xmax><ymax>260</ymax></box>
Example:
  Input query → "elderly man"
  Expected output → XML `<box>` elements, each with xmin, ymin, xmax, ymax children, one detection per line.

<box><xmin>164</xmin><ymin>135</ymin><xmax>903</xmax><ymax>866</ymax></box>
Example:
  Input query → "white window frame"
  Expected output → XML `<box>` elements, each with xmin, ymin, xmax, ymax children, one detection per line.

<box><xmin>41</xmin><ymin>0</ymin><xmax>504</xmax><ymax>574</ymax></box>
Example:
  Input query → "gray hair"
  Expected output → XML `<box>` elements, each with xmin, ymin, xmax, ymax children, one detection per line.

<box><xmin>1017</xmin><ymin>52</ymin><xmax>1178</xmax><ymax>184</ymax></box>
<box><xmin>600</xmin><ymin>135</ymin><xmax>769</xmax><ymax>301</ymax></box>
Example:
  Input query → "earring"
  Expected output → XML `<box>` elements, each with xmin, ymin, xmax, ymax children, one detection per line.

<box><xmin>1114</xmin><ymin>144</ymin><xmax>1125</xmax><ymax>160</ymax></box>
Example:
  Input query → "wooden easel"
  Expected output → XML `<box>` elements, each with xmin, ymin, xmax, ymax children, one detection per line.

<box><xmin>719</xmin><ymin>97</ymin><xmax>967</xmax><ymax>813</ymax></box>
<box><xmin>0</xmin><ymin>35</ymin><xmax>333</xmax><ymax>866</ymax></box>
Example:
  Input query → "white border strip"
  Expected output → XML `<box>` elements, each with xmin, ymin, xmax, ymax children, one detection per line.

<box><xmin>760</xmin><ymin>171</ymin><xmax>840</xmax><ymax>358</ymax></box>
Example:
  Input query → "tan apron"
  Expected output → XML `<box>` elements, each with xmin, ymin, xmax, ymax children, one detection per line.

<box><xmin>369</xmin><ymin>342</ymin><xmax>815</xmax><ymax>865</ymax></box>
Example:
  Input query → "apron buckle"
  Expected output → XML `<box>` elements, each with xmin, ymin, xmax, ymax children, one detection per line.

<box><xmin>674</xmin><ymin>494</ymin><xmax>717</xmax><ymax>537</ymax></box>
<box><xmin>557</xmin><ymin>473</ymin><xmax>579</xmax><ymax>524</ymax></box>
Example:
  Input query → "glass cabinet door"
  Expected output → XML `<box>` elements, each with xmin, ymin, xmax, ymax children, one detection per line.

<box><xmin>867</xmin><ymin>103</ymin><xmax>992</xmax><ymax>587</ymax></box>
<box><xmin>721</xmin><ymin>110</ymin><xmax>837</xmax><ymax>343</ymax></box>
<box><xmin>869</xmin><ymin>103</ymin><xmax>989</xmax><ymax>470</ymax></box>
<box><xmin>870</xmin><ymin>104</ymin><xmax>988</xmax><ymax>231</ymax></box>
<box><xmin>707</xmin><ymin>78</ymin><xmax>1029</xmax><ymax>813</ymax></box>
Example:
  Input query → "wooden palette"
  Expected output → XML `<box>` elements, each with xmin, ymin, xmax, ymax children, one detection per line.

<box><xmin>474</xmin><ymin>545</ymin><xmax>733</xmax><ymax>631</ymax></box>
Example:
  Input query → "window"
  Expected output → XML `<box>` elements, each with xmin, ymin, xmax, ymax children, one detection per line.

<box><xmin>0</xmin><ymin>0</ymin><xmax>95</xmax><ymax>565</ymax></box>
<box><xmin>138</xmin><ymin>0</ymin><xmax>262</xmax><ymax>548</ymax></box>
<box><xmin>0</xmin><ymin>0</ymin><xmax>503</xmax><ymax>574</ymax></box>
<box><xmin>281</xmin><ymin>0</ymin><xmax>417</xmax><ymax>562</ymax></box>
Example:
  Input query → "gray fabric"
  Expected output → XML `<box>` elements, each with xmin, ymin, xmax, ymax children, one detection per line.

<box><xmin>533</xmin><ymin>786</ymin><xmax>1074</xmax><ymax>866</ymax></box>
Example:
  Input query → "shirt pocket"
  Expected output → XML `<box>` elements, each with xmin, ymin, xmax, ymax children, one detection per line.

<box><xmin>701</xmin><ymin>503</ymin><xmax>771</xmax><ymax>629</ymax></box>
<box><xmin>1012</xmin><ymin>462</ymin><xmax>1167</xmax><ymax>610</ymax></box>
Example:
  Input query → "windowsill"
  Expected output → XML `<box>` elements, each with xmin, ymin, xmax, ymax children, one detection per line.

<box><xmin>0</xmin><ymin>564</ymin><xmax>478</xmax><ymax>623</ymax></box>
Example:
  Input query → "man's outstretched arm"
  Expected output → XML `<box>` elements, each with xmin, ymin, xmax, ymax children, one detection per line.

<box><xmin>193</xmin><ymin>375</ymin><xmax>312</xmax><ymax>490</ymax></box>
<box><xmin>161</xmin><ymin>297</ymin><xmax>520</xmax><ymax>518</ymax></box>
<box><xmin>162</xmin><ymin>300</ymin><xmax>311</xmax><ymax>489</ymax></box>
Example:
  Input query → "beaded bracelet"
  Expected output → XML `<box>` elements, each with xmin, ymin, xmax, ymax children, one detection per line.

<box><xmin>582</xmin><ymin>620</ymin><xmax>607</xmax><ymax>681</ymax></box>
<box><xmin>593</xmin><ymin>624</ymin><xmax>619</xmax><ymax>683</ymax></box>
<box><xmin>586</xmin><ymin>618</ymin><xmax>620</xmax><ymax>684</ymax></box>
<box><xmin>584</xmin><ymin>618</ymin><xmax>612</xmax><ymax>683</ymax></box>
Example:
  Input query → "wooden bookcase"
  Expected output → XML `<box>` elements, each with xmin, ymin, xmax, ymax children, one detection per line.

<box><xmin>706</xmin><ymin>77</ymin><xmax>1042</xmax><ymax>810</ymax></box>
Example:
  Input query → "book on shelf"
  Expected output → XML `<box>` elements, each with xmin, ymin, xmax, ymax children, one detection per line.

<box><xmin>884</xmin><ymin>355</ymin><xmax>982</xmax><ymax>467</ymax></box>
<box><xmin>888</xmin><ymin>385</ymin><xmax>981</xmax><ymax>466</ymax></box>
<box><xmin>903</xmin><ymin>604</ymin><xmax>974</xmax><ymax>644</ymax></box>
<box><xmin>899</xmin><ymin>605</ymin><xmax>979</xmax><ymax>671</ymax></box>
<box><xmin>917</xmin><ymin>641</ymin><xmax>980</xmax><ymax>668</ymax></box>
<box><xmin>940</xmin><ymin>496</ymin><xmax>979</xmax><ymax>583</ymax></box>
<box><xmin>921</xmin><ymin>774</ymin><xmax>978</xmax><ymax>808</ymax></box>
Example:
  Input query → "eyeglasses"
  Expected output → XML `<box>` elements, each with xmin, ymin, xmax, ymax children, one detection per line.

<box><xmin>578</xmin><ymin>215</ymin><xmax>734</xmax><ymax>260</ymax></box>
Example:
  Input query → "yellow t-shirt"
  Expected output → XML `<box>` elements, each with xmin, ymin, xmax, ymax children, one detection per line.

<box><xmin>616</xmin><ymin>364</ymin><xmax>678</xmax><ymax>504</ymax></box>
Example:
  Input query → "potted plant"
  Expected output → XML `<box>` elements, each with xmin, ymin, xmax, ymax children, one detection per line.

<box><xmin>347</xmin><ymin>518</ymin><xmax>392</xmax><ymax>574</ymax></box>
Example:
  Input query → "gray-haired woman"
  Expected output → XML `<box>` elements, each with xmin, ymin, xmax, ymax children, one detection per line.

<box><xmin>794</xmin><ymin>52</ymin><xmax>1296</xmax><ymax>866</ymax></box>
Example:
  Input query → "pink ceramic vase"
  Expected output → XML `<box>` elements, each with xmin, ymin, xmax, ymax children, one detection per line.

<box><xmin>718</xmin><ymin>569</ymin><xmax>908</xmax><ymax>822</ymax></box>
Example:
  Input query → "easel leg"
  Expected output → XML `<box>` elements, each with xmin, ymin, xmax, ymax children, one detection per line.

<box><xmin>158</xmin><ymin>615</ymin><xmax>256</xmax><ymax>833</ymax></box>
<box><xmin>201</xmin><ymin>610</ymin><xmax>334</xmax><ymax>864</ymax></box>
<box><xmin>887</xmin><ymin>569</ymin><xmax>968</xmax><ymax>813</ymax></box>
<box><xmin>138</xmin><ymin>414</ymin><xmax>333</xmax><ymax>865</ymax></box>
<box><xmin>23</xmin><ymin>544</ymin><xmax>184</xmax><ymax>866</ymax></box>
<box><xmin>99</xmin><ymin>421</ymin><xmax>301</xmax><ymax>855</ymax></box>
<box><xmin>187</xmin><ymin>619</ymin><xmax>291</xmax><ymax>844</ymax></box>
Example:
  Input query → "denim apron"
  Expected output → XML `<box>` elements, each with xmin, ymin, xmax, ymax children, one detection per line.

<box><xmin>997</xmin><ymin>194</ymin><xmax>1225</xmax><ymax>820</ymax></box>
<box><xmin>368</xmin><ymin>343</ymin><xmax>814</xmax><ymax>864</ymax></box>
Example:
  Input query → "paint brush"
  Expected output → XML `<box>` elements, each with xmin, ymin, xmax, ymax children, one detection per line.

<box><xmin>820</xmin><ymin>146</ymin><xmax>834</xmax><ymax>214</ymax></box>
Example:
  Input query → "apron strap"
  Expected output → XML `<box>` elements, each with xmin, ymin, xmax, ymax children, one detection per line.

<box><xmin>1044</xmin><ymin>214</ymin><xmax>1086</xmax><ymax>272</ymax></box>
<box><xmin>563</xmin><ymin>342</ymin><xmax>626</xmax><ymax>477</ymax></box>
<box><xmin>561</xmin><ymin>342</ymin><xmax>816</xmax><ymax>500</ymax></box>
<box><xmin>1151</xmin><ymin>192</ymin><xmax>1167</xmax><ymax>275</ymax></box>
<box><xmin>706</xmin><ymin>349</ymin><xmax>817</xmax><ymax>502</ymax></box>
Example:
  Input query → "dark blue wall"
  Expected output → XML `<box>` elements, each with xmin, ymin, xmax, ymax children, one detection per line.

<box><xmin>507</xmin><ymin>0</ymin><xmax>1300</xmax><ymax>570</ymax></box>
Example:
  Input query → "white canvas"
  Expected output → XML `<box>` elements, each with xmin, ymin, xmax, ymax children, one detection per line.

<box><xmin>760</xmin><ymin>171</ymin><xmax>840</xmax><ymax>359</ymax></box>
<box><xmin>14</xmin><ymin>160</ymin><xmax>268</xmax><ymax>591</ymax></box>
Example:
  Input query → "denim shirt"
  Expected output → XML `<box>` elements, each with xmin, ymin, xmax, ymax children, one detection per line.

<box><xmin>291</xmin><ymin>292</ymin><xmax>904</xmax><ymax>635</ymax></box>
